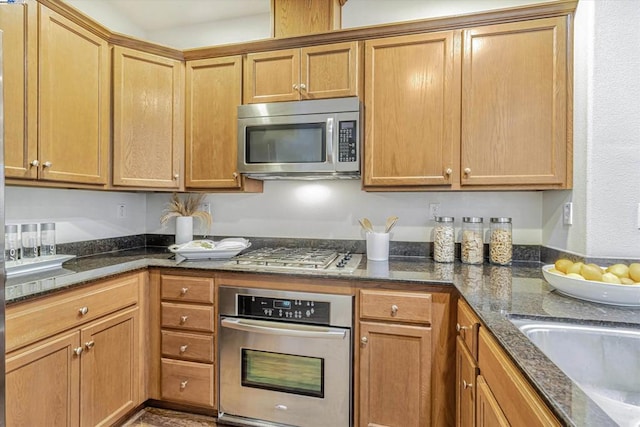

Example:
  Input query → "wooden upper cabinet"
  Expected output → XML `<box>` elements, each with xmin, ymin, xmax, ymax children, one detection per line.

<box><xmin>364</xmin><ymin>32</ymin><xmax>459</xmax><ymax>187</ymax></box>
<box><xmin>186</xmin><ymin>56</ymin><xmax>243</xmax><ymax>189</ymax></box>
<box><xmin>112</xmin><ymin>46</ymin><xmax>184</xmax><ymax>189</ymax></box>
<box><xmin>0</xmin><ymin>0</ymin><xmax>38</xmax><ymax>180</ymax></box>
<box><xmin>461</xmin><ymin>17</ymin><xmax>569</xmax><ymax>188</ymax></box>
<box><xmin>38</xmin><ymin>5</ymin><xmax>110</xmax><ymax>185</ymax></box>
<box><xmin>244</xmin><ymin>41</ymin><xmax>359</xmax><ymax>104</ymax></box>
<box><xmin>271</xmin><ymin>0</ymin><xmax>342</xmax><ymax>38</ymax></box>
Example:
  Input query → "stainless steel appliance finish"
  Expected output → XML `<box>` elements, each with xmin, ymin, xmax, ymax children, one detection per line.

<box><xmin>0</xmin><ymin>30</ymin><xmax>7</xmax><ymax>426</ymax></box>
<box><xmin>237</xmin><ymin>97</ymin><xmax>360</xmax><ymax>180</ymax></box>
<box><xmin>218</xmin><ymin>287</ymin><xmax>353</xmax><ymax>427</ymax></box>
<box><xmin>227</xmin><ymin>247</ymin><xmax>362</xmax><ymax>274</ymax></box>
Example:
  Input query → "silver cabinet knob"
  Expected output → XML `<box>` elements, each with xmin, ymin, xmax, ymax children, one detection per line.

<box><xmin>445</xmin><ymin>168</ymin><xmax>453</xmax><ymax>176</ymax></box>
<box><xmin>464</xmin><ymin>168</ymin><xmax>471</xmax><ymax>175</ymax></box>
<box><xmin>173</xmin><ymin>173</ymin><xmax>179</xmax><ymax>180</ymax></box>
<box><xmin>180</xmin><ymin>315</ymin><xmax>188</xmax><ymax>324</ymax></box>
<box><xmin>361</xmin><ymin>336</ymin><xmax>368</xmax><ymax>344</ymax></box>
<box><xmin>180</xmin><ymin>287</ymin><xmax>189</xmax><ymax>295</ymax></box>
<box><xmin>78</xmin><ymin>306</ymin><xmax>89</xmax><ymax>316</ymax></box>
<box><xmin>85</xmin><ymin>340</ymin><xmax>95</xmax><ymax>350</ymax></box>
<box><xmin>233</xmin><ymin>172</ymin><xmax>239</xmax><ymax>179</ymax></box>
<box><xmin>30</xmin><ymin>160</ymin><xmax>40</xmax><ymax>167</ymax></box>
<box><xmin>73</xmin><ymin>347</ymin><xmax>83</xmax><ymax>356</ymax></box>
<box><xmin>180</xmin><ymin>380</ymin><xmax>188</xmax><ymax>389</ymax></box>
<box><xmin>179</xmin><ymin>345</ymin><xmax>188</xmax><ymax>353</ymax></box>
<box><xmin>43</xmin><ymin>161</ymin><xmax>53</xmax><ymax>168</ymax></box>
<box><xmin>292</xmin><ymin>84</ymin><xmax>299</xmax><ymax>90</ymax></box>
<box><xmin>391</xmin><ymin>304</ymin><xmax>399</xmax><ymax>315</ymax></box>
<box><xmin>463</xmin><ymin>380</ymin><xmax>473</xmax><ymax>390</ymax></box>
<box><xmin>299</xmin><ymin>83</ymin><xmax>307</xmax><ymax>90</ymax></box>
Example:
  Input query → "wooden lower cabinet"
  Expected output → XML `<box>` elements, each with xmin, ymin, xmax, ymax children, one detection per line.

<box><xmin>476</xmin><ymin>376</ymin><xmax>509</xmax><ymax>427</ymax></box>
<box><xmin>6</xmin><ymin>331</ymin><xmax>81</xmax><ymax>427</ymax></box>
<box><xmin>6</xmin><ymin>307</ymin><xmax>140</xmax><ymax>427</ymax></box>
<box><xmin>359</xmin><ymin>321</ymin><xmax>432</xmax><ymax>427</ymax></box>
<box><xmin>456</xmin><ymin>336</ymin><xmax>477</xmax><ymax>427</ymax></box>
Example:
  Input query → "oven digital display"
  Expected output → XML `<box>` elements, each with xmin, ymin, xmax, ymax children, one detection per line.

<box><xmin>273</xmin><ymin>300</ymin><xmax>291</xmax><ymax>309</ymax></box>
<box><xmin>241</xmin><ymin>349</ymin><xmax>324</xmax><ymax>398</ymax></box>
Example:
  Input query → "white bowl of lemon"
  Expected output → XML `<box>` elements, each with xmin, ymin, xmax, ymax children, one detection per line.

<box><xmin>542</xmin><ymin>260</ymin><xmax>640</xmax><ymax>306</ymax></box>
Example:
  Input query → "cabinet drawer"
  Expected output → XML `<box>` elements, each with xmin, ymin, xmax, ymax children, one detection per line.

<box><xmin>6</xmin><ymin>273</ymin><xmax>140</xmax><ymax>352</ymax></box>
<box><xmin>161</xmin><ymin>358</ymin><xmax>214</xmax><ymax>407</ymax></box>
<box><xmin>161</xmin><ymin>302</ymin><xmax>214</xmax><ymax>332</ymax></box>
<box><xmin>161</xmin><ymin>275</ymin><xmax>214</xmax><ymax>303</ymax></box>
<box><xmin>162</xmin><ymin>330</ymin><xmax>214</xmax><ymax>363</ymax></box>
<box><xmin>360</xmin><ymin>290</ymin><xmax>432</xmax><ymax>324</ymax></box>
<box><xmin>457</xmin><ymin>299</ymin><xmax>481</xmax><ymax>358</ymax></box>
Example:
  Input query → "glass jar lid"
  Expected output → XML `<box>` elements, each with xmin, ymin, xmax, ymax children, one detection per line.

<box><xmin>5</xmin><ymin>224</ymin><xmax>18</xmax><ymax>233</ymax></box>
<box><xmin>435</xmin><ymin>216</ymin><xmax>454</xmax><ymax>222</ymax></box>
<box><xmin>462</xmin><ymin>217</ymin><xmax>483</xmax><ymax>223</ymax></box>
<box><xmin>490</xmin><ymin>217</ymin><xmax>512</xmax><ymax>223</ymax></box>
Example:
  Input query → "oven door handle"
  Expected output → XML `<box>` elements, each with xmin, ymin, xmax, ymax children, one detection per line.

<box><xmin>221</xmin><ymin>318</ymin><xmax>347</xmax><ymax>339</ymax></box>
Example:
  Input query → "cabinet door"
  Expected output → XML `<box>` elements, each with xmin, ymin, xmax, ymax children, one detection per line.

<box><xmin>301</xmin><ymin>41</ymin><xmax>359</xmax><ymax>99</ymax></box>
<box><xmin>272</xmin><ymin>0</ymin><xmax>341</xmax><ymax>38</ymax></box>
<box><xmin>244</xmin><ymin>49</ymin><xmax>300</xmax><ymax>103</ymax></box>
<box><xmin>113</xmin><ymin>46</ymin><xmax>184</xmax><ymax>188</ymax></box>
<box><xmin>39</xmin><ymin>5</ymin><xmax>109</xmax><ymax>185</ymax></box>
<box><xmin>6</xmin><ymin>331</ymin><xmax>81</xmax><ymax>427</ymax></box>
<box><xmin>80</xmin><ymin>307</ymin><xmax>140</xmax><ymax>427</ymax></box>
<box><xmin>476</xmin><ymin>376</ymin><xmax>509</xmax><ymax>427</ymax></box>
<box><xmin>364</xmin><ymin>32</ymin><xmax>459</xmax><ymax>187</ymax></box>
<box><xmin>0</xmin><ymin>0</ymin><xmax>38</xmax><ymax>179</ymax></box>
<box><xmin>456</xmin><ymin>336</ymin><xmax>478</xmax><ymax>427</ymax></box>
<box><xmin>186</xmin><ymin>56</ymin><xmax>242</xmax><ymax>188</ymax></box>
<box><xmin>461</xmin><ymin>17</ymin><xmax>568</xmax><ymax>187</ymax></box>
<box><xmin>359</xmin><ymin>321</ymin><xmax>432</xmax><ymax>427</ymax></box>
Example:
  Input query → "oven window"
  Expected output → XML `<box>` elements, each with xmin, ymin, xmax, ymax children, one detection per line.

<box><xmin>241</xmin><ymin>349</ymin><xmax>324</xmax><ymax>398</ymax></box>
<box><xmin>246</xmin><ymin>123</ymin><xmax>326</xmax><ymax>163</ymax></box>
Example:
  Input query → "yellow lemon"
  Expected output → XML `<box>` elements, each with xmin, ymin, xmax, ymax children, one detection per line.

<box><xmin>601</xmin><ymin>272</ymin><xmax>622</xmax><ymax>284</ymax></box>
<box><xmin>566</xmin><ymin>273</ymin><xmax>585</xmax><ymax>280</ymax></box>
<box><xmin>581</xmin><ymin>264</ymin><xmax>603</xmax><ymax>281</ymax></box>
<box><xmin>606</xmin><ymin>263</ymin><xmax>630</xmax><ymax>279</ymax></box>
<box><xmin>629</xmin><ymin>263</ymin><xmax>640</xmax><ymax>282</ymax></box>
<box><xmin>567</xmin><ymin>262</ymin><xmax>584</xmax><ymax>275</ymax></box>
<box><xmin>554</xmin><ymin>259</ymin><xmax>574</xmax><ymax>274</ymax></box>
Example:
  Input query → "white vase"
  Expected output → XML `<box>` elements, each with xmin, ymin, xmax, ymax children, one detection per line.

<box><xmin>175</xmin><ymin>216</ymin><xmax>193</xmax><ymax>245</ymax></box>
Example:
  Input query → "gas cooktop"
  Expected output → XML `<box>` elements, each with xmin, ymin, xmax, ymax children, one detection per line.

<box><xmin>226</xmin><ymin>247</ymin><xmax>362</xmax><ymax>273</ymax></box>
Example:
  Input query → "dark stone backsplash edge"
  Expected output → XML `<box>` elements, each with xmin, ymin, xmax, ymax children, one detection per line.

<box><xmin>58</xmin><ymin>234</ymin><xmax>639</xmax><ymax>264</ymax></box>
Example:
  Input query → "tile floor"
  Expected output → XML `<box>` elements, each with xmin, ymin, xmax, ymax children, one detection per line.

<box><xmin>122</xmin><ymin>407</ymin><xmax>218</xmax><ymax>427</ymax></box>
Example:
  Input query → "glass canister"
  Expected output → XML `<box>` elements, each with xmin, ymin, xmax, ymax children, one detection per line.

<box><xmin>5</xmin><ymin>224</ymin><xmax>20</xmax><ymax>261</ymax></box>
<box><xmin>433</xmin><ymin>216</ymin><xmax>455</xmax><ymax>263</ymax></box>
<box><xmin>489</xmin><ymin>217</ymin><xmax>513</xmax><ymax>265</ymax></box>
<box><xmin>21</xmin><ymin>223</ymin><xmax>39</xmax><ymax>259</ymax></box>
<box><xmin>461</xmin><ymin>217</ymin><xmax>484</xmax><ymax>264</ymax></box>
<box><xmin>40</xmin><ymin>222</ymin><xmax>57</xmax><ymax>256</ymax></box>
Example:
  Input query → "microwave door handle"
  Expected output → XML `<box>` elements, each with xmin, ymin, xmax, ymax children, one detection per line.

<box><xmin>326</xmin><ymin>117</ymin><xmax>334</xmax><ymax>163</ymax></box>
<box><xmin>221</xmin><ymin>318</ymin><xmax>346</xmax><ymax>340</ymax></box>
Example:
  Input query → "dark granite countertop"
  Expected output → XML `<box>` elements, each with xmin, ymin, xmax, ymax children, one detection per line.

<box><xmin>6</xmin><ymin>249</ymin><xmax>640</xmax><ymax>426</ymax></box>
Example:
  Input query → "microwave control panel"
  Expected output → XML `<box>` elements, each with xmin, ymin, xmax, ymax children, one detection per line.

<box><xmin>338</xmin><ymin>120</ymin><xmax>358</xmax><ymax>163</ymax></box>
<box><xmin>238</xmin><ymin>295</ymin><xmax>331</xmax><ymax>325</ymax></box>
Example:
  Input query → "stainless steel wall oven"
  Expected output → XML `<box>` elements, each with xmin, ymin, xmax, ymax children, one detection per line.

<box><xmin>218</xmin><ymin>286</ymin><xmax>353</xmax><ymax>427</ymax></box>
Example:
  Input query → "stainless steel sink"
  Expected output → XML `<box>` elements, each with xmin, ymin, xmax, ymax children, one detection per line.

<box><xmin>510</xmin><ymin>318</ymin><xmax>640</xmax><ymax>427</ymax></box>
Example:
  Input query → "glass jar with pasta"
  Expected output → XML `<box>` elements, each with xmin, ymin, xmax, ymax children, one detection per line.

<box><xmin>461</xmin><ymin>217</ymin><xmax>484</xmax><ymax>264</ymax></box>
<box><xmin>433</xmin><ymin>216</ymin><xmax>455</xmax><ymax>263</ymax></box>
<box><xmin>489</xmin><ymin>217</ymin><xmax>512</xmax><ymax>265</ymax></box>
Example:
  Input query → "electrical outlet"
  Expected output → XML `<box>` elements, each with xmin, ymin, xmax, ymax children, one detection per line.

<box><xmin>117</xmin><ymin>203</ymin><xmax>127</xmax><ymax>219</ymax></box>
<box><xmin>202</xmin><ymin>203</ymin><xmax>211</xmax><ymax>214</ymax></box>
<box><xmin>563</xmin><ymin>202</ymin><xmax>573</xmax><ymax>225</ymax></box>
<box><xmin>429</xmin><ymin>203</ymin><xmax>440</xmax><ymax>219</ymax></box>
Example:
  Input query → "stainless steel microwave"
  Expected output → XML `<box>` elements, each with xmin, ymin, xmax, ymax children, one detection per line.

<box><xmin>237</xmin><ymin>97</ymin><xmax>360</xmax><ymax>180</ymax></box>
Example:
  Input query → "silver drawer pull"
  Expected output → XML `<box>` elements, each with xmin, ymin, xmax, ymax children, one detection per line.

<box><xmin>391</xmin><ymin>304</ymin><xmax>398</xmax><ymax>315</ymax></box>
<box><xmin>463</xmin><ymin>380</ymin><xmax>473</xmax><ymax>390</ymax></box>
<box><xmin>85</xmin><ymin>340</ymin><xmax>95</xmax><ymax>350</ymax></box>
<box><xmin>180</xmin><ymin>380</ymin><xmax>188</xmax><ymax>389</ymax></box>
<box><xmin>180</xmin><ymin>315</ymin><xmax>188</xmax><ymax>324</ymax></box>
<box><xmin>180</xmin><ymin>287</ymin><xmax>189</xmax><ymax>295</ymax></box>
<box><xmin>73</xmin><ymin>347</ymin><xmax>83</xmax><ymax>356</ymax></box>
<box><xmin>361</xmin><ymin>336</ymin><xmax>368</xmax><ymax>344</ymax></box>
<box><xmin>179</xmin><ymin>345</ymin><xmax>188</xmax><ymax>353</ymax></box>
<box><xmin>78</xmin><ymin>306</ymin><xmax>89</xmax><ymax>316</ymax></box>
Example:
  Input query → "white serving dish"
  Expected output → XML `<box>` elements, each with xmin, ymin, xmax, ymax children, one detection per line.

<box><xmin>542</xmin><ymin>264</ymin><xmax>640</xmax><ymax>306</ymax></box>
<box><xmin>6</xmin><ymin>254</ymin><xmax>77</xmax><ymax>277</ymax></box>
<box><xmin>168</xmin><ymin>238</ymin><xmax>251</xmax><ymax>260</ymax></box>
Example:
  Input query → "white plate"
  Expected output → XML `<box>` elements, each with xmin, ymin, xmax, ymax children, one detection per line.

<box><xmin>6</xmin><ymin>254</ymin><xmax>77</xmax><ymax>277</ymax></box>
<box><xmin>168</xmin><ymin>239</ymin><xmax>251</xmax><ymax>260</ymax></box>
<box><xmin>542</xmin><ymin>264</ymin><xmax>640</xmax><ymax>306</ymax></box>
